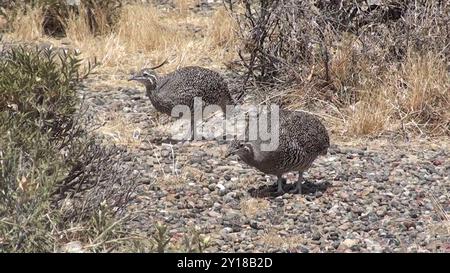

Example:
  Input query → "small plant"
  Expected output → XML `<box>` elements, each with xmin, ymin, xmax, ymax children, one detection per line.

<box><xmin>151</xmin><ymin>222</ymin><xmax>172</xmax><ymax>253</ymax></box>
<box><xmin>0</xmin><ymin>45</ymin><xmax>95</xmax><ymax>135</ymax></box>
<box><xmin>181</xmin><ymin>227</ymin><xmax>210</xmax><ymax>253</ymax></box>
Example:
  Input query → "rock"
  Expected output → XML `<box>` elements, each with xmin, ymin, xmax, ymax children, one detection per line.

<box><xmin>223</xmin><ymin>192</ymin><xmax>237</xmax><ymax>203</ymax></box>
<box><xmin>222</xmin><ymin>227</ymin><xmax>233</xmax><ymax>234</ymax></box>
<box><xmin>311</xmin><ymin>232</ymin><xmax>321</xmax><ymax>241</ymax></box>
<box><xmin>250</xmin><ymin>220</ymin><xmax>260</xmax><ymax>230</ymax></box>
<box><xmin>339</xmin><ymin>239</ymin><xmax>359</xmax><ymax>250</ymax></box>
<box><xmin>212</xmin><ymin>202</ymin><xmax>221</xmax><ymax>211</ymax></box>
<box><xmin>217</xmin><ymin>183</ymin><xmax>227</xmax><ymax>196</ymax></box>
<box><xmin>61</xmin><ymin>241</ymin><xmax>84</xmax><ymax>253</ymax></box>
<box><xmin>208</xmin><ymin>211</ymin><xmax>222</xmax><ymax>218</ymax></box>
<box><xmin>208</xmin><ymin>183</ymin><xmax>217</xmax><ymax>191</ymax></box>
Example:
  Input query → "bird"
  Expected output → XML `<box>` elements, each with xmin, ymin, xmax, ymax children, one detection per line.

<box><xmin>129</xmin><ymin>60</ymin><xmax>235</xmax><ymax>115</ymax></box>
<box><xmin>129</xmin><ymin>61</ymin><xmax>237</xmax><ymax>140</ymax></box>
<box><xmin>225</xmin><ymin>109</ymin><xmax>329</xmax><ymax>195</ymax></box>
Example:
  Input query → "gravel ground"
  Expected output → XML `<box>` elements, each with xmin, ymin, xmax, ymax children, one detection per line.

<box><xmin>78</xmin><ymin>84</ymin><xmax>450</xmax><ymax>253</ymax></box>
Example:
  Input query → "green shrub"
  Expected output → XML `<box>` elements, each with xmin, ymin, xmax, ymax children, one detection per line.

<box><xmin>0</xmin><ymin>45</ymin><xmax>89</xmax><ymax>126</ymax></box>
<box><xmin>0</xmin><ymin>45</ymin><xmax>136</xmax><ymax>252</ymax></box>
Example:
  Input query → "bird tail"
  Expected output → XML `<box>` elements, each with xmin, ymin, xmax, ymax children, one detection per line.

<box><xmin>233</xmin><ymin>90</ymin><xmax>245</xmax><ymax>104</ymax></box>
<box><xmin>227</xmin><ymin>84</ymin><xmax>245</xmax><ymax>105</ymax></box>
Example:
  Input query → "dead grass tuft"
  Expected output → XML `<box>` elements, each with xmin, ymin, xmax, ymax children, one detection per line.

<box><xmin>240</xmin><ymin>198</ymin><xmax>270</xmax><ymax>218</ymax></box>
<box><xmin>347</xmin><ymin>90</ymin><xmax>391</xmax><ymax>136</ymax></box>
<box><xmin>117</xmin><ymin>5</ymin><xmax>182</xmax><ymax>53</ymax></box>
<box><xmin>65</xmin><ymin>8</ymin><xmax>93</xmax><ymax>42</ymax></box>
<box><xmin>10</xmin><ymin>7</ymin><xmax>43</xmax><ymax>41</ymax></box>
<box><xmin>347</xmin><ymin>51</ymin><xmax>450</xmax><ymax>136</ymax></box>
<box><xmin>6</xmin><ymin>2</ymin><xmax>239</xmax><ymax>91</ymax></box>
<box><xmin>259</xmin><ymin>231</ymin><xmax>304</xmax><ymax>250</ymax></box>
<box><xmin>398</xmin><ymin>52</ymin><xmax>450</xmax><ymax>134</ymax></box>
<box><xmin>174</xmin><ymin>0</ymin><xmax>195</xmax><ymax>17</ymax></box>
<box><xmin>152</xmin><ymin>165</ymin><xmax>206</xmax><ymax>190</ymax></box>
<box><xmin>207</xmin><ymin>7</ymin><xmax>238</xmax><ymax>49</ymax></box>
<box><xmin>95</xmin><ymin>112</ymin><xmax>142</xmax><ymax>148</ymax></box>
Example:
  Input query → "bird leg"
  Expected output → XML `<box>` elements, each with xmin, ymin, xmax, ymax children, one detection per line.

<box><xmin>294</xmin><ymin>172</ymin><xmax>303</xmax><ymax>194</ymax></box>
<box><xmin>276</xmin><ymin>175</ymin><xmax>284</xmax><ymax>195</ymax></box>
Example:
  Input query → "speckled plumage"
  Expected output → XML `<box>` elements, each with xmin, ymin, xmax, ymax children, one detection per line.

<box><xmin>227</xmin><ymin>110</ymin><xmax>329</xmax><ymax>194</ymax></box>
<box><xmin>130</xmin><ymin>66</ymin><xmax>235</xmax><ymax>115</ymax></box>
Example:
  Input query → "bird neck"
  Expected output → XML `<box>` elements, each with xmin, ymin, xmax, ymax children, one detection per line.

<box><xmin>147</xmin><ymin>89</ymin><xmax>161</xmax><ymax>106</ymax></box>
<box><xmin>144</xmin><ymin>73</ymin><xmax>160</xmax><ymax>95</ymax></box>
<box><xmin>146</xmin><ymin>88</ymin><xmax>170</xmax><ymax>114</ymax></box>
<box><xmin>146</xmin><ymin>87</ymin><xmax>154</xmax><ymax>97</ymax></box>
<box><xmin>239</xmin><ymin>144</ymin><xmax>259</xmax><ymax>166</ymax></box>
<box><xmin>240</xmin><ymin>153</ymin><xmax>256</xmax><ymax>166</ymax></box>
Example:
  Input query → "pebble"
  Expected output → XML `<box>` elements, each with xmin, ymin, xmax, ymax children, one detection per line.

<box><xmin>217</xmin><ymin>183</ymin><xmax>227</xmax><ymax>196</ymax></box>
<box><xmin>312</xmin><ymin>232</ymin><xmax>321</xmax><ymax>241</ymax></box>
<box><xmin>340</xmin><ymin>239</ymin><xmax>359</xmax><ymax>249</ymax></box>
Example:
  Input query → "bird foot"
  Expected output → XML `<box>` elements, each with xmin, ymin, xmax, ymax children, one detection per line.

<box><xmin>289</xmin><ymin>188</ymin><xmax>302</xmax><ymax>194</ymax></box>
<box><xmin>275</xmin><ymin>188</ymin><xmax>285</xmax><ymax>196</ymax></box>
<box><xmin>289</xmin><ymin>182</ymin><xmax>303</xmax><ymax>194</ymax></box>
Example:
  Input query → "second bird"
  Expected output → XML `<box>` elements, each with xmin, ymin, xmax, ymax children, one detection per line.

<box><xmin>129</xmin><ymin>62</ymin><xmax>235</xmax><ymax>115</ymax></box>
<box><xmin>226</xmin><ymin>109</ymin><xmax>330</xmax><ymax>195</ymax></box>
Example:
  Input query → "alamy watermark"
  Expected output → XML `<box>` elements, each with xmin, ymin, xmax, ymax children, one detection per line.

<box><xmin>170</xmin><ymin>97</ymin><xmax>280</xmax><ymax>152</ymax></box>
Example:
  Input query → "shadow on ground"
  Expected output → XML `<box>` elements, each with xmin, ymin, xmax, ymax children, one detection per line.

<box><xmin>248</xmin><ymin>179</ymin><xmax>332</xmax><ymax>198</ymax></box>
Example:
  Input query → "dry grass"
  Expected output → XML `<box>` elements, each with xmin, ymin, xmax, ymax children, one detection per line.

<box><xmin>345</xmin><ymin>51</ymin><xmax>450</xmax><ymax>137</ymax></box>
<box><xmin>207</xmin><ymin>7</ymin><xmax>239</xmax><ymax>49</ymax></box>
<box><xmin>399</xmin><ymin>52</ymin><xmax>450</xmax><ymax>133</ymax></box>
<box><xmin>329</xmin><ymin>34</ymin><xmax>365</xmax><ymax>95</ymax></box>
<box><xmin>174</xmin><ymin>0</ymin><xmax>196</xmax><ymax>17</ymax></box>
<box><xmin>0</xmin><ymin>14</ymin><xmax>8</xmax><ymax>30</ymax></box>
<box><xmin>240</xmin><ymin>198</ymin><xmax>270</xmax><ymax>218</ymax></box>
<box><xmin>4</xmin><ymin>3</ymin><xmax>449</xmax><ymax>139</ymax></box>
<box><xmin>95</xmin><ymin>112</ymin><xmax>142</xmax><ymax>147</ymax></box>
<box><xmin>6</xmin><ymin>3</ymin><xmax>239</xmax><ymax>91</ymax></box>
<box><xmin>153</xmin><ymin>174</ymin><xmax>187</xmax><ymax>189</ymax></box>
<box><xmin>65</xmin><ymin>8</ymin><xmax>93</xmax><ymax>43</ymax></box>
<box><xmin>10</xmin><ymin>7</ymin><xmax>43</xmax><ymax>41</ymax></box>
<box><xmin>114</xmin><ymin>3</ymin><xmax>238</xmax><ymax>74</ymax></box>
<box><xmin>117</xmin><ymin>5</ymin><xmax>183</xmax><ymax>54</ymax></box>
<box><xmin>230</xmin><ymin>1</ymin><xmax>450</xmax><ymax>139</ymax></box>
<box><xmin>259</xmin><ymin>231</ymin><xmax>304</xmax><ymax>250</ymax></box>
<box><xmin>153</xmin><ymin>165</ymin><xmax>207</xmax><ymax>190</ymax></box>
<box><xmin>347</xmin><ymin>90</ymin><xmax>392</xmax><ymax>136</ymax></box>
<box><xmin>297</xmin><ymin>33</ymin><xmax>450</xmax><ymax>138</ymax></box>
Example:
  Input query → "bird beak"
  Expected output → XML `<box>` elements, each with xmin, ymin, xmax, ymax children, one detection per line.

<box><xmin>129</xmin><ymin>74</ymin><xmax>145</xmax><ymax>82</ymax></box>
<box><xmin>224</xmin><ymin>150</ymin><xmax>235</xmax><ymax>158</ymax></box>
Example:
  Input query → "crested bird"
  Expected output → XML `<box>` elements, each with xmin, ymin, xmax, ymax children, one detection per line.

<box><xmin>225</xmin><ymin>109</ymin><xmax>329</xmax><ymax>195</ymax></box>
<box><xmin>129</xmin><ymin>60</ymin><xmax>235</xmax><ymax>115</ymax></box>
<box><xmin>129</xmin><ymin>61</ymin><xmax>236</xmax><ymax>139</ymax></box>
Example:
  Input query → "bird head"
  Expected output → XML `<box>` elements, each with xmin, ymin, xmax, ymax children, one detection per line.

<box><xmin>128</xmin><ymin>59</ymin><xmax>168</xmax><ymax>90</ymax></box>
<box><xmin>129</xmin><ymin>68</ymin><xmax>158</xmax><ymax>90</ymax></box>
<box><xmin>225</xmin><ymin>139</ymin><xmax>253</xmax><ymax>158</ymax></box>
